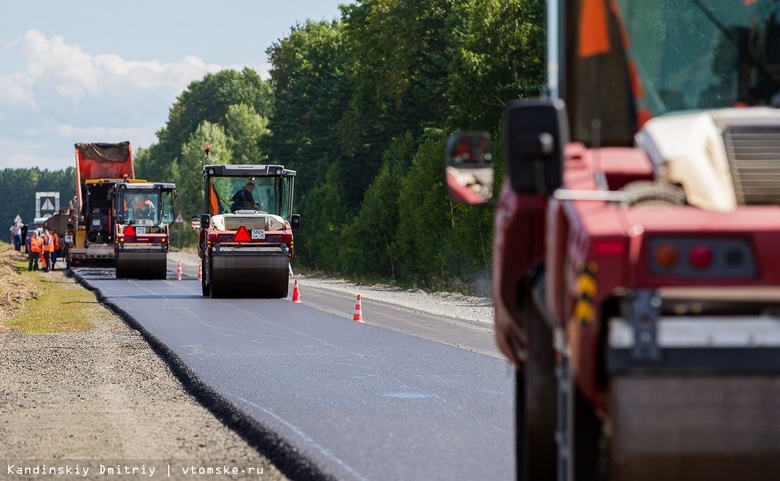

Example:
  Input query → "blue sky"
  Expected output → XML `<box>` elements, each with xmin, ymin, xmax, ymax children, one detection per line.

<box><xmin>0</xmin><ymin>1</ymin><xmax>351</xmax><ymax>171</ymax></box>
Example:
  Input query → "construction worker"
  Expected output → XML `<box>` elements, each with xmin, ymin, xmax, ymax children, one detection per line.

<box><xmin>27</xmin><ymin>231</ymin><xmax>42</xmax><ymax>271</ymax></box>
<box><xmin>134</xmin><ymin>197</ymin><xmax>155</xmax><ymax>220</ymax></box>
<box><xmin>231</xmin><ymin>182</ymin><xmax>259</xmax><ymax>212</ymax></box>
<box><xmin>50</xmin><ymin>230</ymin><xmax>60</xmax><ymax>271</ymax></box>
<box><xmin>42</xmin><ymin>228</ymin><xmax>54</xmax><ymax>272</ymax></box>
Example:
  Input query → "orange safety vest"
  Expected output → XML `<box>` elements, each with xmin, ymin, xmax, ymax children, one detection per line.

<box><xmin>30</xmin><ymin>237</ymin><xmax>42</xmax><ymax>253</ymax></box>
<box><xmin>43</xmin><ymin>234</ymin><xmax>54</xmax><ymax>253</ymax></box>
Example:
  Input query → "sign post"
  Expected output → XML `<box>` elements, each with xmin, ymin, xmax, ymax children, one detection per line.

<box><xmin>174</xmin><ymin>213</ymin><xmax>184</xmax><ymax>250</ymax></box>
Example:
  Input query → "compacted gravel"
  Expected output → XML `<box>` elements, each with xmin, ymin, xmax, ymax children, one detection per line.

<box><xmin>0</xmin><ymin>268</ymin><xmax>289</xmax><ymax>481</ymax></box>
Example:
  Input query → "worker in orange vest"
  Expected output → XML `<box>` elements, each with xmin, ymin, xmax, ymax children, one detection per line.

<box><xmin>50</xmin><ymin>230</ymin><xmax>60</xmax><ymax>271</ymax></box>
<box><xmin>27</xmin><ymin>231</ymin><xmax>42</xmax><ymax>271</ymax></box>
<box><xmin>42</xmin><ymin>228</ymin><xmax>54</xmax><ymax>272</ymax></box>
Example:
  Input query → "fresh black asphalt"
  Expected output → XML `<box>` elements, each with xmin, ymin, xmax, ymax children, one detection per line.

<box><xmin>75</xmin><ymin>270</ymin><xmax>515</xmax><ymax>481</ymax></box>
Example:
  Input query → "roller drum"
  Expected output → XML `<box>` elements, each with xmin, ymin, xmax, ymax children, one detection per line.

<box><xmin>115</xmin><ymin>251</ymin><xmax>167</xmax><ymax>279</ymax></box>
<box><xmin>609</xmin><ymin>375</ymin><xmax>780</xmax><ymax>481</ymax></box>
<box><xmin>210</xmin><ymin>254</ymin><xmax>289</xmax><ymax>298</ymax></box>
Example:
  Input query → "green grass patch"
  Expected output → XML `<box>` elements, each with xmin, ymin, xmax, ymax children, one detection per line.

<box><xmin>6</xmin><ymin>257</ymin><xmax>102</xmax><ymax>333</ymax></box>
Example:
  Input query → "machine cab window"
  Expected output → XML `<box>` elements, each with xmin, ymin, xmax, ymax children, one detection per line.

<box><xmin>118</xmin><ymin>187</ymin><xmax>175</xmax><ymax>227</ymax></box>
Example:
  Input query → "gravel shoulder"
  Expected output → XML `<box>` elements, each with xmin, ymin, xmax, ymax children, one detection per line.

<box><xmin>0</xmin><ymin>262</ymin><xmax>288</xmax><ymax>481</ymax></box>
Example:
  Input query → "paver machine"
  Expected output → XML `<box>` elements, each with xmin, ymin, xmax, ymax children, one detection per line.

<box><xmin>66</xmin><ymin>142</ymin><xmax>136</xmax><ymax>267</ymax></box>
<box><xmin>66</xmin><ymin>142</ymin><xmax>176</xmax><ymax>278</ymax></box>
<box><xmin>198</xmin><ymin>151</ymin><xmax>301</xmax><ymax>298</ymax></box>
<box><xmin>446</xmin><ymin>1</ymin><xmax>780</xmax><ymax>480</ymax></box>
<box><xmin>113</xmin><ymin>180</ymin><xmax>177</xmax><ymax>279</ymax></box>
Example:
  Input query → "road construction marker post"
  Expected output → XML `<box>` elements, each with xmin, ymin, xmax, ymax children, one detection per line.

<box><xmin>197</xmin><ymin>262</ymin><xmax>202</xmax><ymax>281</ymax></box>
<box><xmin>353</xmin><ymin>294</ymin><xmax>364</xmax><ymax>322</ymax></box>
<box><xmin>177</xmin><ymin>260</ymin><xmax>182</xmax><ymax>281</ymax></box>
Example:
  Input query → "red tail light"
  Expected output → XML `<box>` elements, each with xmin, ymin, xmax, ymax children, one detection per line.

<box><xmin>123</xmin><ymin>225</ymin><xmax>136</xmax><ymax>237</ymax></box>
<box><xmin>234</xmin><ymin>226</ymin><xmax>251</xmax><ymax>242</ymax></box>
<box><xmin>688</xmin><ymin>244</ymin><xmax>713</xmax><ymax>269</ymax></box>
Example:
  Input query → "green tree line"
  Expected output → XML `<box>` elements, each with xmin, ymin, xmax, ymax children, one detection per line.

<box><xmin>4</xmin><ymin>0</ymin><xmax>545</xmax><ymax>295</ymax></box>
<box><xmin>1</xmin><ymin>168</ymin><xmax>76</xmax><ymax>229</ymax></box>
<box><xmin>262</xmin><ymin>0</ymin><xmax>545</xmax><ymax>294</ymax></box>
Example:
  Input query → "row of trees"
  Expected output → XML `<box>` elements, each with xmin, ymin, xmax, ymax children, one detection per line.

<box><xmin>0</xmin><ymin>168</ymin><xmax>76</xmax><ymax>230</ymax></box>
<box><xmin>263</xmin><ymin>0</ymin><xmax>545</xmax><ymax>293</ymax></box>
<box><xmin>134</xmin><ymin>68</ymin><xmax>274</xmax><ymax>247</ymax></box>
<box><xmin>3</xmin><ymin>0</ymin><xmax>544</xmax><ymax>294</ymax></box>
<box><xmin>140</xmin><ymin>0</ymin><xmax>545</xmax><ymax>294</ymax></box>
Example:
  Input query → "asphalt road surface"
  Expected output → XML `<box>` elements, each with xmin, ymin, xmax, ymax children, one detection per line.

<box><xmin>74</xmin><ymin>268</ymin><xmax>514</xmax><ymax>481</ymax></box>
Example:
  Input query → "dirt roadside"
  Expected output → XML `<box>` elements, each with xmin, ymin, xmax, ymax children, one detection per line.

<box><xmin>0</xmin><ymin>246</ymin><xmax>290</xmax><ymax>481</ymax></box>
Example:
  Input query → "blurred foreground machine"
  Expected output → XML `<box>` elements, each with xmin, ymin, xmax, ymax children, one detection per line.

<box><xmin>198</xmin><ymin>151</ymin><xmax>301</xmax><ymax>298</ymax></box>
<box><xmin>446</xmin><ymin>1</ymin><xmax>780</xmax><ymax>480</ymax></box>
<box><xmin>64</xmin><ymin>142</ymin><xmax>176</xmax><ymax>279</ymax></box>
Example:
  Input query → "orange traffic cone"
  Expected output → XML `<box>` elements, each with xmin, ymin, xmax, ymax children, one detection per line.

<box><xmin>176</xmin><ymin>260</ymin><xmax>182</xmax><ymax>281</ymax></box>
<box><xmin>291</xmin><ymin>279</ymin><xmax>302</xmax><ymax>303</ymax></box>
<box><xmin>352</xmin><ymin>294</ymin><xmax>364</xmax><ymax>322</ymax></box>
<box><xmin>197</xmin><ymin>262</ymin><xmax>202</xmax><ymax>281</ymax></box>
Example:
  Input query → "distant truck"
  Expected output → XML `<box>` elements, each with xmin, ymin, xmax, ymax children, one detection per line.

<box><xmin>64</xmin><ymin>142</ymin><xmax>176</xmax><ymax>279</ymax></box>
<box><xmin>64</xmin><ymin>142</ymin><xmax>135</xmax><ymax>266</ymax></box>
<box><xmin>42</xmin><ymin>210</ymin><xmax>76</xmax><ymax>259</ymax></box>
<box><xmin>198</xmin><ymin>150</ymin><xmax>301</xmax><ymax>298</ymax></box>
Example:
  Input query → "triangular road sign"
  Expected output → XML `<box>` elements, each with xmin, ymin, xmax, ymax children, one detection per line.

<box><xmin>42</xmin><ymin>199</ymin><xmax>55</xmax><ymax>211</ymax></box>
<box><xmin>14</xmin><ymin>215</ymin><xmax>22</xmax><ymax>223</ymax></box>
<box><xmin>175</xmin><ymin>214</ymin><xmax>185</xmax><ymax>224</ymax></box>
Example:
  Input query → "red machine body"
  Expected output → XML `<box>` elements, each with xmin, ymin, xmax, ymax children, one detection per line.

<box><xmin>66</xmin><ymin>142</ymin><xmax>136</xmax><ymax>266</ymax></box>
<box><xmin>450</xmin><ymin>1</ymin><xmax>780</xmax><ymax>480</ymax></box>
<box><xmin>198</xmin><ymin>163</ymin><xmax>300</xmax><ymax>299</ymax></box>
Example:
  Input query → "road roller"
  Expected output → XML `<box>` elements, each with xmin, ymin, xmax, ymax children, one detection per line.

<box><xmin>445</xmin><ymin>0</ymin><xmax>780</xmax><ymax>479</ymax></box>
<box><xmin>198</xmin><ymin>158</ymin><xmax>301</xmax><ymax>298</ymax></box>
<box><xmin>113</xmin><ymin>181</ymin><xmax>177</xmax><ymax>279</ymax></box>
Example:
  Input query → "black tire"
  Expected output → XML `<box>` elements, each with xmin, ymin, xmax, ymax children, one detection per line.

<box><xmin>518</xmin><ymin>287</ymin><xmax>558</xmax><ymax>481</ymax></box>
<box><xmin>201</xmin><ymin>260</ymin><xmax>209</xmax><ymax>296</ymax></box>
<box><xmin>115</xmin><ymin>252</ymin><xmax>127</xmax><ymax>279</ymax></box>
<box><xmin>209</xmin><ymin>263</ymin><xmax>222</xmax><ymax>299</ymax></box>
<box><xmin>620</xmin><ymin>181</ymin><xmax>686</xmax><ymax>207</ymax></box>
<box><xmin>272</xmin><ymin>265</ymin><xmax>290</xmax><ymax>299</ymax></box>
<box><xmin>155</xmin><ymin>262</ymin><xmax>167</xmax><ymax>280</ymax></box>
<box><xmin>572</xmin><ymin>385</ymin><xmax>604</xmax><ymax>481</ymax></box>
<box><xmin>557</xmin><ymin>359</ymin><xmax>605</xmax><ymax>481</ymax></box>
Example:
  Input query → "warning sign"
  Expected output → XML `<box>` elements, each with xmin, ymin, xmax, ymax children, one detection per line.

<box><xmin>35</xmin><ymin>192</ymin><xmax>60</xmax><ymax>219</ymax></box>
<box><xmin>175</xmin><ymin>214</ymin><xmax>185</xmax><ymax>224</ymax></box>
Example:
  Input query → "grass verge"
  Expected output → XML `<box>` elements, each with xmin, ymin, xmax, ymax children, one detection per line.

<box><xmin>0</xmin><ymin>242</ymin><xmax>101</xmax><ymax>333</ymax></box>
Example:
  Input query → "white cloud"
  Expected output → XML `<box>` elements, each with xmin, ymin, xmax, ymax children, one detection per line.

<box><xmin>257</xmin><ymin>62</ymin><xmax>272</xmax><ymax>80</ymax></box>
<box><xmin>0</xmin><ymin>71</ymin><xmax>36</xmax><ymax>108</ymax></box>
<box><xmin>0</xmin><ymin>29</ymin><xmax>262</xmax><ymax>171</ymax></box>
